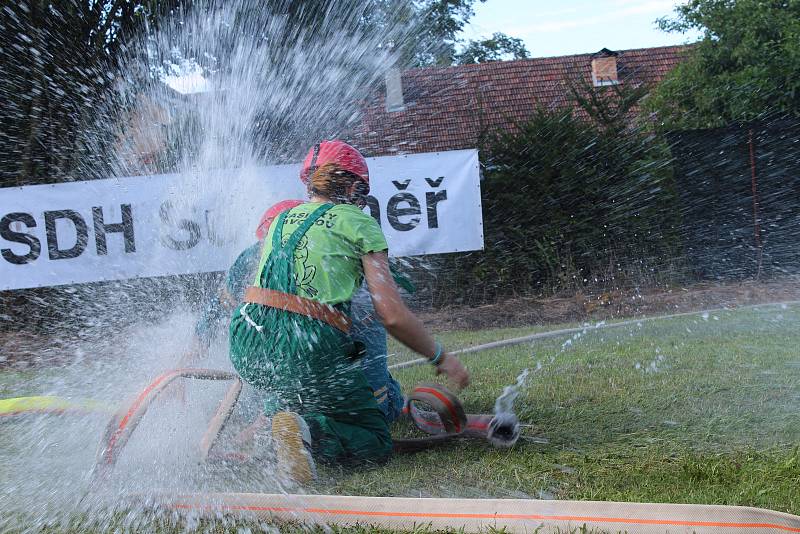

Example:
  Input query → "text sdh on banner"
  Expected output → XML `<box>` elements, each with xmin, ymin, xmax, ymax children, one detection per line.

<box><xmin>1</xmin><ymin>149</ymin><xmax>483</xmax><ymax>291</ymax></box>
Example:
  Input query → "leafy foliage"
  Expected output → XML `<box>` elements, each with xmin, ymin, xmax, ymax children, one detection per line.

<box><xmin>0</xmin><ymin>0</ymin><xmax>500</xmax><ymax>187</ymax></box>
<box><xmin>645</xmin><ymin>0</ymin><xmax>800</xmax><ymax>129</ymax></box>
<box><xmin>409</xmin><ymin>0</ymin><xmax>488</xmax><ymax>65</ymax></box>
<box><xmin>0</xmin><ymin>0</ymin><xmax>176</xmax><ymax>186</ymax></box>
<box><xmin>440</xmin><ymin>83</ymin><xmax>681</xmax><ymax>302</ymax></box>
<box><xmin>454</xmin><ymin>32</ymin><xmax>530</xmax><ymax>64</ymax></box>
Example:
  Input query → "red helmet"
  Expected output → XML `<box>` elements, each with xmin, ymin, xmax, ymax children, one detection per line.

<box><xmin>255</xmin><ymin>199</ymin><xmax>303</xmax><ymax>240</ymax></box>
<box><xmin>300</xmin><ymin>140</ymin><xmax>369</xmax><ymax>185</ymax></box>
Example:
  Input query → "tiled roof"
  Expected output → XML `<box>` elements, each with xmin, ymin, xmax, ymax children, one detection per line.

<box><xmin>348</xmin><ymin>45</ymin><xmax>691</xmax><ymax>156</ymax></box>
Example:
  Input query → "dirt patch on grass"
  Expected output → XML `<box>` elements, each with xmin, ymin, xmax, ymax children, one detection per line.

<box><xmin>4</xmin><ymin>278</ymin><xmax>800</xmax><ymax>366</ymax></box>
<box><xmin>418</xmin><ymin>278</ymin><xmax>800</xmax><ymax>332</ymax></box>
<box><xmin>0</xmin><ymin>330</ymin><xmax>68</xmax><ymax>368</ymax></box>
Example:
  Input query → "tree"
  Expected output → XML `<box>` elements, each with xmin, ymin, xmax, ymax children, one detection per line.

<box><xmin>0</xmin><ymin>0</ymin><xmax>181</xmax><ymax>187</ymax></box>
<box><xmin>220</xmin><ymin>0</ymin><xmax>491</xmax><ymax>67</ymax></box>
<box><xmin>1</xmin><ymin>0</ymin><xmax>511</xmax><ymax>185</ymax></box>
<box><xmin>645</xmin><ymin>0</ymin><xmax>800</xmax><ymax>129</ymax></box>
<box><xmin>454</xmin><ymin>32</ymin><xmax>530</xmax><ymax>64</ymax></box>
<box><xmin>408</xmin><ymin>0</ymin><xmax>488</xmax><ymax>65</ymax></box>
<box><xmin>0</xmin><ymin>0</ymin><xmax>500</xmax><ymax>188</ymax></box>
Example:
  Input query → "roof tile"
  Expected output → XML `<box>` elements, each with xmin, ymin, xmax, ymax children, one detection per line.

<box><xmin>346</xmin><ymin>45</ymin><xmax>690</xmax><ymax>156</ymax></box>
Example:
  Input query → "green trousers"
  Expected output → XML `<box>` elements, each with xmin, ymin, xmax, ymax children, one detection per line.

<box><xmin>229</xmin><ymin>302</ymin><xmax>392</xmax><ymax>465</ymax></box>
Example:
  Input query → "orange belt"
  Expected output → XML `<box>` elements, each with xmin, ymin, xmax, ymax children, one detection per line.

<box><xmin>244</xmin><ymin>286</ymin><xmax>351</xmax><ymax>334</ymax></box>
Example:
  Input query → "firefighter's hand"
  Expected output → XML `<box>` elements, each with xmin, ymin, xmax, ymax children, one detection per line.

<box><xmin>436</xmin><ymin>353</ymin><xmax>470</xmax><ymax>390</ymax></box>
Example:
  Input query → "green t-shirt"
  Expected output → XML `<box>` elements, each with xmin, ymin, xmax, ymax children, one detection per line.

<box><xmin>260</xmin><ymin>202</ymin><xmax>389</xmax><ymax>305</ymax></box>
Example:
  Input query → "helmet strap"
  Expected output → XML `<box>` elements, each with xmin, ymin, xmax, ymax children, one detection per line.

<box><xmin>309</xmin><ymin>142</ymin><xmax>321</xmax><ymax>173</ymax></box>
<box><xmin>349</xmin><ymin>180</ymin><xmax>370</xmax><ymax>208</ymax></box>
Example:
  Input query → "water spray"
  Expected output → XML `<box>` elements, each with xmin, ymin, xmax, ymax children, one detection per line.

<box><xmin>485</xmin><ymin>368</ymin><xmax>528</xmax><ymax>448</ymax></box>
<box><xmin>3</xmin><ymin>0</ymin><xmax>800</xmax><ymax>530</ymax></box>
<box><xmin>486</xmin><ymin>412</ymin><xmax>521</xmax><ymax>448</ymax></box>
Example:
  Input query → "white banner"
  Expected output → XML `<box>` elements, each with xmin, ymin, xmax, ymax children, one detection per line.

<box><xmin>0</xmin><ymin>149</ymin><xmax>482</xmax><ymax>290</ymax></box>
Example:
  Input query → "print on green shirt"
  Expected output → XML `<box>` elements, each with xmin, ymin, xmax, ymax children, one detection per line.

<box><xmin>289</xmin><ymin>233</ymin><xmax>318</xmax><ymax>297</ymax></box>
<box><xmin>263</xmin><ymin>202</ymin><xmax>388</xmax><ymax>305</ymax></box>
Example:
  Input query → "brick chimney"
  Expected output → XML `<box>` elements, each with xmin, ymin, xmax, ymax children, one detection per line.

<box><xmin>385</xmin><ymin>68</ymin><xmax>406</xmax><ymax>112</ymax></box>
<box><xmin>591</xmin><ymin>48</ymin><xmax>620</xmax><ymax>87</ymax></box>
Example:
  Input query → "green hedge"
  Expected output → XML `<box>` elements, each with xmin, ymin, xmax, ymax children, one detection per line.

<box><xmin>435</xmin><ymin>88</ymin><xmax>685</xmax><ymax>304</ymax></box>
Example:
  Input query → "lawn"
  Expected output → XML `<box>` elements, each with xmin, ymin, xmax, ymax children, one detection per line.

<box><xmin>1</xmin><ymin>303</ymin><xmax>799</xmax><ymax>532</ymax></box>
<box><xmin>322</xmin><ymin>304</ymin><xmax>800</xmax><ymax>514</ymax></box>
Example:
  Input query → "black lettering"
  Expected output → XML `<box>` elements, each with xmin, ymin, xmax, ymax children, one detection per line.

<box><xmin>1</xmin><ymin>213</ymin><xmax>41</xmax><ymax>264</ymax></box>
<box><xmin>426</xmin><ymin>190</ymin><xmax>448</xmax><ymax>229</ymax></box>
<box><xmin>364</xmin><ymin>195</ymin><xmax>381</xmax><ymax>225</ymax></box>
<box><xmin>159</xmin><ymin>201</ymin><xmax>200</xmax><ymax>251</ymax></box>
<box><xmin>93</xmin><ymin>204</ymin><xmax>135</xmax><ymax>255</ymax></box>
<box><xmin>204</xmin><ymin>209</ymin><xmax>226</xmax><ymax>247</ymax></box>
<box><xmin>425</xmin><ymin>176</ymin><xmax>445</xmax><ymax>188</ymax></box>
<box><xmin>392</xmin><ymin>179</ymin><xmax>411</xmax><ymax>190</ymax></box>
<box><xmin>286</xmin><ymin>212</ymin><xmax>309</xmax><ymax>225</ymax></box>
<box><xmin>45</xmin><ymin>210</ymin><xmax>88</xmax><ymax>260</ymax></box>
<box><xmin>387</xmin><ymin>193</ymin><xmax>421</xmax><ymax>231</ymax></box>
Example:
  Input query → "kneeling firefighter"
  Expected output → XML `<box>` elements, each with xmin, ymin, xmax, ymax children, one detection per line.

<box><xmin>229</xmin><ymin>140</ymin><xmax>470</xmax><ymax>483</ymax></box>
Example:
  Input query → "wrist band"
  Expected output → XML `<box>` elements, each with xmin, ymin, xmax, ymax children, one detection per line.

<box><xmin>430</xmin><ymin>342</ymin><xmax>444</xmax><ymax>366</ymax></box>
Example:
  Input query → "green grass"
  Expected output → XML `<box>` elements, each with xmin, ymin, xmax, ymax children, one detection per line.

<box><xmin>2</xmin><ymin>304</ymin><xmax>800</xmax><ymax>532</ymax></box>
<box><xmin>321</xmin><ymin>305</ymin><xmax>800</xmax><ymax>514</ymax></box>
<box><xmin>0</xmin><ymin>368</ymin><xmax>45</xmax><ymax>398</ymax></box>
<box><xmin>1</xmin><ymin>516</ymin><xmax>605</xmax><ymax>534</ymax></box>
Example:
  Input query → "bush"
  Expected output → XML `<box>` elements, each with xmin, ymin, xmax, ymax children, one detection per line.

<box><xmin>436</xmin><ymin>85</ymin><xmax>683</xmax><ymax>304</ymax></box>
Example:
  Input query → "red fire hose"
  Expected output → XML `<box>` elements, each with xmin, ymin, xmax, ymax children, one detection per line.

<box><xmin>91</xmin><ymin>369</ymin><xmax>517</xmax><ymax>479</ymax></box>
